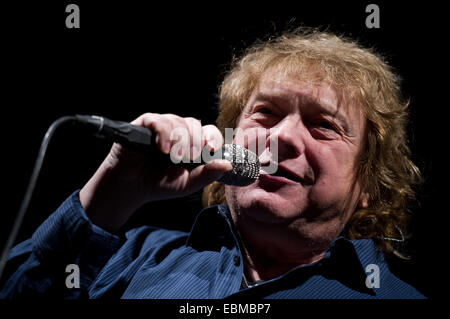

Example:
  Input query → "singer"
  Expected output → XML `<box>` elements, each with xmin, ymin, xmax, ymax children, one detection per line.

<box><xmin>1</xmin><ymin>28</ymin><xmax>425</xmax><ymax>298</ymax></box>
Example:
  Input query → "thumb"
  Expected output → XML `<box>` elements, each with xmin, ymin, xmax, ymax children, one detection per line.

<box><xmin>186</xmin><ymin>159</ymin><xmax>233</xmax><ymax>191</ymax></box>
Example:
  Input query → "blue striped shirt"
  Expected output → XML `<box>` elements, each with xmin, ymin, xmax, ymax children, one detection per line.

<box><xmin>0</xmin><ymin>191</ymin><xmax>425</xmax><ymax>299</ymax></box>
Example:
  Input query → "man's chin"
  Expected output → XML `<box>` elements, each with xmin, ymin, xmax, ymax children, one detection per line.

<box><xmin>237</xmin><ymin>197</ymin><xmax>302</xmax><ymax>225</ymax></box>
<box><xmin>226</xmin><ymin>185</ymin><xmax>306</xmax><ymax>224</ymax></box>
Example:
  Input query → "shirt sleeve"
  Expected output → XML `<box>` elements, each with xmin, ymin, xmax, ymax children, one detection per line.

<box><xmin>0</xmin><ymin>190</ymin><xmax>124</xmax><ymax>299</ymax></box>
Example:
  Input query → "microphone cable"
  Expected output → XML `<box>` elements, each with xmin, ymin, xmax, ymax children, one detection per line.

<box><xmin>0</xmin><ymin>114</ymin><xmax>260</xmax><ymax>283</ymax></box>
<box><xmin>0</xmin><ymin>116</ymin><xmax>78</xmax><ymax>282</ymax></box>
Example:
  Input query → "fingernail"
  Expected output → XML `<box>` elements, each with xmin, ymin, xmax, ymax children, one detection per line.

<box><xmin>164</xmin><ymin>142</ymin><xmax>171</xmax><ymax>154</ymax></box>
<box><xmin>207</xmin><ymin>137</ymin><xmax>220</xmax><ymax>152</ymax></box>
<box><xmin>191</xmin><ymin>145</ymin><xmax>200</xmax><ymax>161</ymax></box>
<box><xmin>204</xmin><ymin>136</ymin><xmax>213</xmax><ymax>151</ymax></box>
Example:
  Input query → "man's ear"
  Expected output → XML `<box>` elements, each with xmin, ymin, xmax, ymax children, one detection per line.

<box><xmin>358</xmin><ymin>192</ymin><xmax>369</xmax><ymax>208</ymax></box>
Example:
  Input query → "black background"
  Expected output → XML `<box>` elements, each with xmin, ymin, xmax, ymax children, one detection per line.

<box><xmin>0</xmin><ymin>0</ymin><xmax>446</xmax><ymax>303</ymax></box>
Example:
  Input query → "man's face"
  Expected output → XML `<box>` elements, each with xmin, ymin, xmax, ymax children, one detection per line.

<box><xmin>225</xmin><ymin>70</ymin><xmax>368</xmax><ymax>256</ymax></box>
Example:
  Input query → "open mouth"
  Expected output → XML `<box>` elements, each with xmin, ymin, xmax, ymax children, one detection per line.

<box><xmin>260</xmin><ymin>164</ymin><xmax>304</xmax><ymax>184</ymax></box>
<box><xmin>272</xmin><ymin>167</ymin><xmax>303</xmax><ymax>183</ymax></box>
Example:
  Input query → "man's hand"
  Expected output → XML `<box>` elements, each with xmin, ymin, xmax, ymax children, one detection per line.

<box><xmin>79</xmin><ymin>113</ymin><xmax>232</xmax><ymax>232</ymax></box>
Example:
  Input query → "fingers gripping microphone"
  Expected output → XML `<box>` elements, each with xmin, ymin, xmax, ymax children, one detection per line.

<box><xmin>0</xmin><ymin>115</ymin><xmax>260</xmax><ymax>282</ymax></box>
<box><xmin>75</xmin><ymin>115</ymin><xmax>260</xmax><ymax>186</ymax></box>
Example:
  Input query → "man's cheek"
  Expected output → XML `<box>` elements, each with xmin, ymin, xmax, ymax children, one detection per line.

<box><xmin>310</xmin><ymin>171</ymin><xmax>348</xmax><ymax>205</ymax></box>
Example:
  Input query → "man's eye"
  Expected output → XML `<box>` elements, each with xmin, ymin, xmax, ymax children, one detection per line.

<box><xmin>316</xmin><ymin>121</ymin><xmax>337</xmax><ymax>131</ymax></box>
<box><xmin>309</xmin><ymin>120</ymin><xmax>341</xmax><ymax>140</ymax></box>
<box><xmin>255</xmin><ymin>107</ymin><xmax>273</xmax><ymax>115</ymax></box>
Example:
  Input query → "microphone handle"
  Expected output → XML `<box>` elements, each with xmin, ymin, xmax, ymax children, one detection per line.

<box><xmin>74</xmin><ymin>115</ymin><xmax>260</xmax><ymax>187</ymax></box>
<box><xmin>75</xmin><ymin>114</ymin><xmax>211</xmax><ymax>165</ymax></box>
<box><xmin>75</xmin><ymin>115</ymin><xmax>156</xmax><ymax>151</ymax></box>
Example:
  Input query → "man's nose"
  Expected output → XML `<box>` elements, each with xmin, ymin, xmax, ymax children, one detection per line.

<box><xmin>267</xmin><ymin>115</ymin><xmax>305</xmax><ymax>160</ymax></box>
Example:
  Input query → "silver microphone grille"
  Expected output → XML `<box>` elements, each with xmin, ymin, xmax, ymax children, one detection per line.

<box><xmin>217</xmin><ymin>144</ymin><xmax>260</xmax><ymax>186</ymax></box>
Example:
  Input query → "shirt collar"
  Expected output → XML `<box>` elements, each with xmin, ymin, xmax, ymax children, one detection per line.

<box><xmin>186</xmin><ymin>204</ymin><xmax>378</xmax><ymax>295</ymax></box>
<box><xmin>318</xmin><ymin>237</ymin><xmax>377</xmax><ymax>295</ymax></box>
<box><xmin>185</xmin><ymin>204</ymin><xmax>239</xmax><ymax>252</ymax></box>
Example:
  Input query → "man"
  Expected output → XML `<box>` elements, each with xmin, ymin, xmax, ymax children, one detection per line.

<box><xmin>0</xmin><ymin>29</ymin><xmax>424</xmax><ymax>298</ymax></box>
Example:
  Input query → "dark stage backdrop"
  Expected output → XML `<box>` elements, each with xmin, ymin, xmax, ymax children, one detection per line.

<box><xmin>0</xmin><ymin>1</ymin><xmax>445</xmax><ymax>300</ymax></box>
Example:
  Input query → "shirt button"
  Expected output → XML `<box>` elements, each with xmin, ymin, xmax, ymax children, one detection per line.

<box><xmin>233</xmin><ymin>255</ymin><xmax>241</xmax><ymax>266</ymax></box>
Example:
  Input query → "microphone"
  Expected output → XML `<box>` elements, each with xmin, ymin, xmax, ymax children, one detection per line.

<box><xmin>0</xmin><ymin>115</ymin><xmax>261</xmax><ymax>283</ymax></box>
<box><xmin>75</xmin><ymin>115</ymin><xmax>260</xmax><ymax>186</ymax></box>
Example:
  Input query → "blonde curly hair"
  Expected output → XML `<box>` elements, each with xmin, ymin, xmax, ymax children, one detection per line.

<box><xmin>202</xmin><ymin>28</ymin><xmax>422</xmax><ymax>258</ymax></box>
